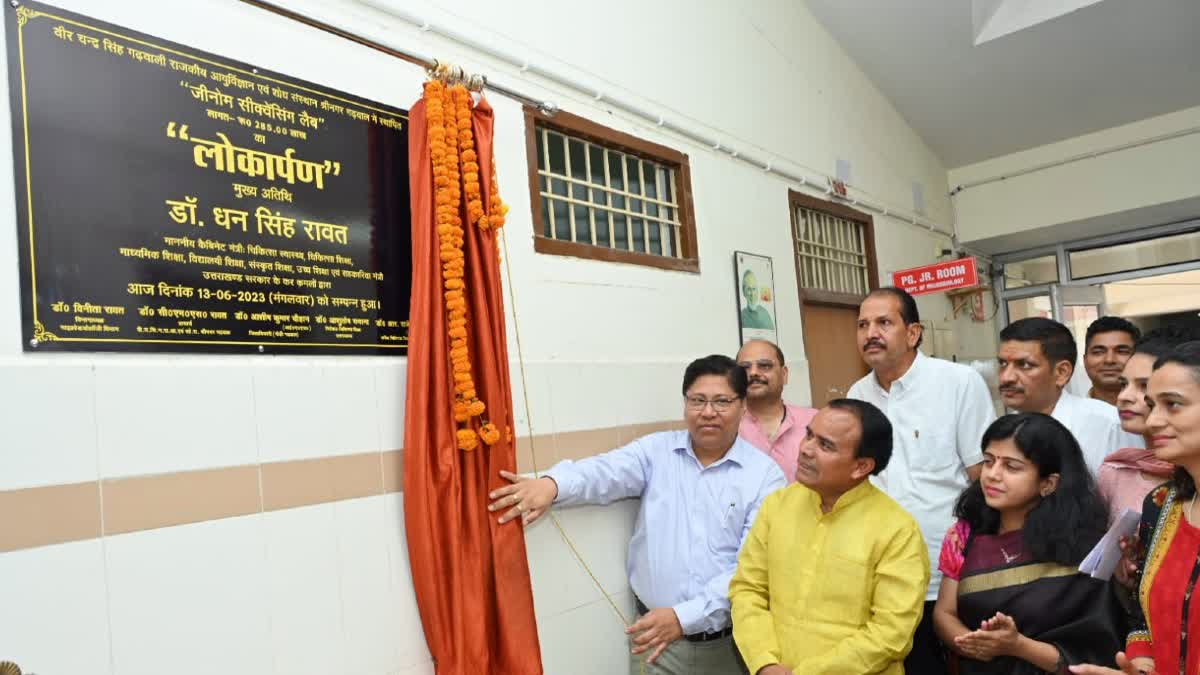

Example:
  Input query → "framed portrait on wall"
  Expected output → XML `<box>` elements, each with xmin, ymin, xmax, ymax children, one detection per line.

<box><xmin>734</xmin><ymin>251</ymin><xmax>778</xmax><ymax>345</ymax></box>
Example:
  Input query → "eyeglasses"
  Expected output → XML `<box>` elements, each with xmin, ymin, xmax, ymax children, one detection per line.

<box><xmin>685</xmin><ymin>395</ymin><xmax>741</xmax><ymax>412</ymax></box>
<box><xmin>738</xmin><ymin>360</ymin><xmax>777</xmax><ymax>372</ymax></box>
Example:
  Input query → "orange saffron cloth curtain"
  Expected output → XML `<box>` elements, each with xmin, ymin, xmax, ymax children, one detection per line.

<box><xmin>403</xmin><ymin>93</ymin><xmax>544</xmax><ymax>674</ymax></box>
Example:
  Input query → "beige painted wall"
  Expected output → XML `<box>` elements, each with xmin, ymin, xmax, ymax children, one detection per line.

<box><xmin>949</xmin><ymin>105</ymin><xmax>1200</xmax><ymax>250</ymax></box>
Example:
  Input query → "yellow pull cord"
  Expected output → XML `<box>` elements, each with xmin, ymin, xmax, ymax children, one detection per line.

<box><xmin>498</xmin><ymin>229</ymin><xmax>640</xmax><ymax>657</ymax></box>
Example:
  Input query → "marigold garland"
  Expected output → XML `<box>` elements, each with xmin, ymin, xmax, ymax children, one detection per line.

<box><xmin>479</xmin><ymin>423</ymin><xmax>501</xmax><ymax>446</ymax></box>
<box><xmin>453</xmin><ymin>87</ymin><xmax>487</xmax><ymax>230</ymax></box>
<box><xmin>457</xmin><ymin>428</ymin><xmax>479</xmax><ymax>452</ymax></box>
<box><xmin>427</xmin><ymin>80</ymin><xmax>479</xmax><ymax>450</ymax></box>
<box><xmin>486</xmin><ymin>161</ymin><xmax>508</xmax><ymax>230</ymax></box>
<box><xmin>425</xmin><ymin>79</ymin><xmax>513</xmax><ymax>452</ymax></box>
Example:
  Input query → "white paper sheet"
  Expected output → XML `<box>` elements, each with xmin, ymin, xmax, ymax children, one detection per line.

<box><xmin>1078</xmin><ymin>508</ymin><xmax>1141</xmax><ymax>580</ymax></box>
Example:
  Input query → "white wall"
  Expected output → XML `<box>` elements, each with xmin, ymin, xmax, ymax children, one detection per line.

<box><xmin>949</xmin><ymin>105</ymin><xmax>1200</xmax><ymax>252</ymax></box>
<box><xmin>0</xmin><ymin>1</ymin><xmax>992</xmax><ymax>673</ymax></box>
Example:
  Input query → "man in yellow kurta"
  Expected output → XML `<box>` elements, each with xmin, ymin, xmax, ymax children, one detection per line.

<box><xmin>730</xmin><ymin>399</ymin><xmax>929</xmax><ymax>675</ymax></box>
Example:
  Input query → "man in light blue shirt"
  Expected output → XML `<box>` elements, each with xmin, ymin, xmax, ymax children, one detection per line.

<box><xmin>489</xmin><ymin>354</ymin><xmax>787</xmax><ymax>674</ymax></box>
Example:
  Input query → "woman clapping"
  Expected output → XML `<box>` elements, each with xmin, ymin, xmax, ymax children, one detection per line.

<box><xmin>933</xmin><ymin>413</ymin><xmax>1124</xmax><ymax>673</ymax></box>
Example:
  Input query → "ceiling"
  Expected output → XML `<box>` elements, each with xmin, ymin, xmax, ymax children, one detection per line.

<box><xmin>803</xmin><ymin>0</ymin><xmax>1200</xmax><ymax>167</ymax></box>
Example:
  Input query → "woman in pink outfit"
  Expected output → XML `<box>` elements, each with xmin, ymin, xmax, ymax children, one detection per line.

<box><xmin>1098</xmin><ymin>331</ymin><xmax>1188</xmax><ymax>522</ymax></box>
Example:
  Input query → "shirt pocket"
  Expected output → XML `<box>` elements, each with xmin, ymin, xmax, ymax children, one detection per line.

<box><xmin>901</xmin><ymin>423</ymin><xmax>960</xmax><ymax>474</ymax></box>
<box><xmin>815</xmin><ymin>553</ymin><xmax>870</xmax><ymax>626</ymax></box>
<box><xmin>706</xmin><ymin>492</ymin><xmax>748</xmax><ymax>558</ymax></box>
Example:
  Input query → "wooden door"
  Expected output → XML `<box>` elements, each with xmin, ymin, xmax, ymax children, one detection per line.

<box><xmin>801</xmin><ymin>303</ymin><xmax>869</xmax><ymax>407</ymax></box>
<box><xmin>788</xmin><ymin>190</ymin><xmax>877</xmax><ymax>408</ymax></box>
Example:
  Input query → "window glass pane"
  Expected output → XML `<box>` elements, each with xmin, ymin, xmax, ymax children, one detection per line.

<box><xmin>1062</xmin><ymin>305</ymin><xmax>1099</xmax><ymax>365</ymax></box>
<box><xmin>607</xmin><ymin>151</ymin><xmax>625</xmax><ymax>190</ymax></box>
<box><xmin>646</xmin><ymin>201</ymin><xmax>659</xmax><ymax>221</ymax></box>
<box><xmin>536</xmin><ymin>131</ymin><xmax>546</xmax><ymax>170</ymax></box>
<box><xmin>663</xmin><ymin>226</ymin><xmax>675</xmax><ymax>257</ymax></box>
<box><xmin>590</xmin><ymin>187</ymin><xmax>607</xmax><ymax>207</ymax></box>
<box><xmin>550</xmin><ymin>178</ymin><xmax>568</xmax><ymax>197</ymax></box>
<box><xmin>631</xmin><ymin>217</ymin><xmax>645</xmax><ymax>252</ymax></box>
<box><xmin>588</xmin><ymin>145</ymin><xmax>606</xmax><ymax>185</ymax></box>
<box><xmin>1069</xmin><ymin>229</ymin><xmax>1200</xmax><ymax>279</ymax></box>
<box><xmin>552</xmin><ymin>199</ymin><xmax>570</xmax><ymax>241</ymax></box>
<box><xmin>547</xmin><ymin>132</ymin><xmax>566</xmax><ymax>175</ymax></box>
<box><xmin>541</xmin><ymin>197</ymin><xmax>551</xmax><ymax>237</ymax></box>
<box><xmin>630</xmin><ymin>197</ymin><xmax>643</xmax><ymax>215</ymax></box>
<box><xmin>648</xmin><ymin>222</ymin><xmax>662</xmax><ymax>255</ymax></box>
<box><xmin>573</xmin><ymin>205</ymin><xmax>591</xmax><ymax>244</ymax></box>
<box><xmin>660</xmin><ymin>167</ymin><xmax>674</xmax><ymax>203</ymax></box>
<box><xmin>572</xmin><ymin>182</ymin><xmax>588</xmax><ymax>202</ymax></box>
<box><xmin>643</xmin><ymin>161</ymin><xmax>658</xmax><ymax>199</ymax></box>
<box><xmin>795</xmin><ymin>211</ymin><xmax>809</xmax><ymax>241</ymax></box>
<box><xmin>625</xmin><ymin>157</ymin><xmax>642</xmax><ymax>195</ymax></box>
<box><xmin>594</xmin><ymin>210</ymin><xmax>610</xmax><ymax>247</ymax></box>
<box><xmin>1003</xmin><ymin>255</ymin><xmax>1058</xmax><ymax>289</ymax></box>
<box><xmin>568</xmin><ymin>139</ymin><xmax>587</xmax><ymax>181</ymax></box>
<box><xmin>613</xmin><ymin>213</ymin><xmax>629</xmax><ymax>250</ymax></box>
<box><xmin>1006</xmin><ymin>295</ymin><xmax>1052</xmax><ymax>321</ymax></box>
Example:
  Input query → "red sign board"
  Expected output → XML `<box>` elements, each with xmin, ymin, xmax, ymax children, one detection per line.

<box><xmin>892</xmin><ymin>257</ymin><xmax>979</xmax><ymax>296</ymax></box>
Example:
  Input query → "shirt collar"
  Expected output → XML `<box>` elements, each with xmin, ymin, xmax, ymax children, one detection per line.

<box><xmin>873</xmin><ymin>351</ymin><xmax>925</xmax><ymax>394</ymax></box>
<box><xmin>678</xmin><ymin>433</ymin><xmax>748</xmax><ymax>468</ymax></box>
<box><xmin>744</xmin><ymin>401</ymin><xmax>793</xmax><ymax>429</ymax></box>
<box><xmin>806</xmin><ymin>477</ymin><xmax>877</xmax><ymax>516</ymax></box>
<box><xmin>1049</xmin><ymin>390</ymin><xmax>1073</xmax><ymax>416</ymax></box>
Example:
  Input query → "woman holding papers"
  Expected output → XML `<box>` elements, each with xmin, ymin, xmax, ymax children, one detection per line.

<box><xmin>932</xmin><ymin>413</ymin><xmax>1124</xmax><ymax>673</ymax></box>
<box><xmin>1073</xmin><ymin>342</ymin><xmax>1200</xmax><ymax>675</ymax></box>
<box><xmin>1099</xmin><ymin>331</ymin><xmax>1190</xmax><ymax>524</ymax></box>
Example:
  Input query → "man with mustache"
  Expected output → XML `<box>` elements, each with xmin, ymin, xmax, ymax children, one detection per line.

<box><xmin>487</xmin><ymin>354</ymin><xmax>786</xmax><ymax>674</ymax></box>
<box><xmin>847</xmin><ymin>287</ymin><xmax>996</xmax><ymax>675</ymax></box>
<box><xmin>736</xmin><ymin>339</ymin><xmax>818</xmax><ymax>482</ymax></box>
<box><xmin>997</xmin><ymin>317</ymin><xmax>1142</xmax><ymax>473</ymax></box>
<box><xmin>1083</xmin><ymin>316</ymin><xmax>1140</xmax><ymax>407</ymax></box>
<box><xmin>730</xmin><ymin>399</ymin><xmax>930</xmax><ymax>675</ymax></box>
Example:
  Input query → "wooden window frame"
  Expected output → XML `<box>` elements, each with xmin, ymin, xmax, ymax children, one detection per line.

<box><xmin>788</xmin><ymin>190</ymin><xmax>880</xmax><ymax>308</ymax></box>
<box><xmin>523</xmin><ymin>106</ymin><xmax>699</xmax><ymax>273</ymax></box>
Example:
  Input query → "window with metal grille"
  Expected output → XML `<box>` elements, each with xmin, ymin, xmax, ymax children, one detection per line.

<box><xmin>524</xmin><ymin>107</ymin><xmax>698</xmax><ymax>272</ymax></box>
<box><xmin>792</xmin><ymin>201</ymin><xmax>872</xmax><ymax>296</ymax></box>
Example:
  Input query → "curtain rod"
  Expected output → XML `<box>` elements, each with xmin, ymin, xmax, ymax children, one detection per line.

<box><xmin>237</xmin><ymin>0</ymin><xmax>956</xmax><ymax>240</ymax></box>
